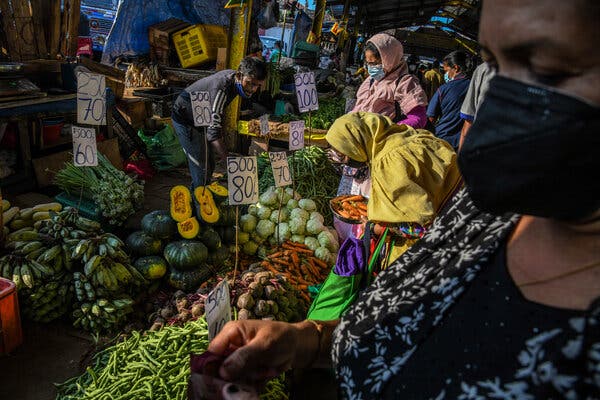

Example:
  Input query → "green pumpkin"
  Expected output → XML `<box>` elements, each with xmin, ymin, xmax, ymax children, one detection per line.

<box><xmin>134</xmin><ymin>256</ymin><xmax>168</xmax><ymax>280</ymax></box>
<box><xmin>208</xmin><ymin>245</ymin><xmax>231</xmax><ymax>268</ymax></box>
<box><xmin>167</xmin><ymin>267</ymin><xmax>211</xmax><ymax>292</ymax></box>
<box><xmin>200</xmin><ymin>227</ymin><xmax>222</xmax><ymax>251</ymax></box>
<box><xmin>222</xmin><ymin>226</ymin><xmax>236</xmax><ymax>244</ymax></box>
<box><xmin>141</xmin><ymin>210</ymin><xmax>178</xmax><ymax>239</ymax></box>
<box><xmin>126</xmin><ymin>231</ymin><xmax>162</xmax><ymax>257</ymax></box>
<box><xmin>164</xmin><ymin>240</ymin><xmax>208</xmax><ymax>271</ymax></box>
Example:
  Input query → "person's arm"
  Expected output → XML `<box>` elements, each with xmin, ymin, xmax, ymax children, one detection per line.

<box><xmin>207</xmin><ymin>88</ymin><xmax>229</xmax><ymax>162</ymax></box>
<box><xmin>208</xmin><ymin>319</ymin><xmax>339</xmax><ymax>382</ymax></box>
<box><xmin>426</xmin><ymin>89</ymin><xmax>441</xmax><ymax>125</ymax></box>
<box><xmin>397</xmin><ymin>105</ymin><xmax>427</xmax><ymax>129</ymax></box>
<box><xmin>459</xmin><ymin>118</ymin><xmax>473</xmax><ymax>150</ymax></box>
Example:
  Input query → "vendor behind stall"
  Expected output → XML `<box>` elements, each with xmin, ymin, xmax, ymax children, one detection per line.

<box><xmin>171</xmin><ymin>57</ymin><xmax>267</xmax><ymax>211</ymax></box>
<box><xmin>326</xmin><ymin>112</ymin><xmax>461</xmax><ymax>260</ymax></box>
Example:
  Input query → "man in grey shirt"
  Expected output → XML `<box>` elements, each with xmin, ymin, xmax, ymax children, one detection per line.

<box><xmin>458</xmin><ymin>62</ymin><xmax>496</xmax><ymax>149</ymax></box>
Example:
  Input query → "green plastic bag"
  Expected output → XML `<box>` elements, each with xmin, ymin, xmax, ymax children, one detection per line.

<box><xmin>138</xmin><ymin>124</ymin><xmax>186</xmax><ymax>171</ymax></box>
<box><xmin>306</xmin><ymin>271</ymin><xmax>364</xmax><ymax>320</ymax></box>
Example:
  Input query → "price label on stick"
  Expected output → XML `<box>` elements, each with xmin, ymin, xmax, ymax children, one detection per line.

<box><xmin>294</xmin><ymin>72</ymin><xmax>319</xmax><ymax>113</ymax></box>
<box><xmin>269</xmin><ymin>151</ymin><xmax>292</xmax><ymax>187</ymax></box>
<box><xmin>77</xmin><ymin>72</ymin><xmax>106</xmax><ymax>125</ymax></box>
<box><xmin>227</xmin><ymin>156</ymin><xmax>259</xmax><ymax>205</ymax></box>
<box><xmin>259</xmin><ymin>114</ymin><xmax>270</xmax><ymax>136</ymax></box>
<box><xmin>72</xmin><ymin>126</ymin><xmax>98</xmax><ymax>166</ymax></box>
<box><xmin>288</xmin><ymin>120</ymin><xmax>305</xmax><ymax>151</ymax></box>
<box><xmin>205</xmin><ymin>280</ymin><xmax>231</xmax><ymax>341</ymax></box>
<box><xmin>191</xmin><ymin>91</ymin><xmax>212</xmax><ymax>127</ymax></box>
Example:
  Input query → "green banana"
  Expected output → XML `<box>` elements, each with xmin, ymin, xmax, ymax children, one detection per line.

<box><xmin>11</xmin><ymin>264</ymin><xmax>22</xmax><ymax>289</ymax></box>
<box><xmin>98</xmin><ymin>243</ymin><xmax>108</xmax><ymax>256</ymax></box>
<box><xmin>83</xmin><ymin>242</ymin><xmax>97</xmax><ymax>263</ymax></box>
<box><xmin>111</xmin><ymin>262</ymin><xmax>133</xmax><ymax>284</ymax></box>
<box><xmin>84</xmin><ymin>255</ymin><xmax>103</xmax><ymax>277</ymax></box>
<box><xmin>20</xmin><ymin>263</ymin><xmax>34</xmax><ymax>289</ymax></box>
<box><xmin>41</xmin><ymin>244</ymin><xmax>61</xmax><ymax>263</ymax></box>
<box><xmin>7</xmin><ymin>228</ymin><xmax>38</xmax><ymax>242</ymax></box>
<box><xmin>19</xmin><ymin>241</ymin><xmax>44</xmax><ymax>255</ymax></box>
<box><xmin>72</xmin><ymin>239</ymin><xmax>90</xmax><ymax>259</ymax></box>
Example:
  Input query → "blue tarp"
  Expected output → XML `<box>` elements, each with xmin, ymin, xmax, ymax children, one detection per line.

<box><xmin>101</xmin><ymin>0</ymin><xmax>231</xmax><ymax>64</ymax></box>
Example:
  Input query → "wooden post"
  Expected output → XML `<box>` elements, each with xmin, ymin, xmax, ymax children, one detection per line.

<box><xmin>61</xmin><ymin>0</ymin><xmax>81</xmax><ymax>58</ymax></box>
<box><xmin>0</xmin><ymin>1</ymin><xmax>20</xmax><ymax>60</ymax></box>
<box><xmin>29</xmin><ymin>0</ymin><xmax>48</xmax><ymax>58</ymax></box>
<box><xmin>47</xmin><ymin>0</ymin><xmax>62</xmax><ymax>59</ymax></box>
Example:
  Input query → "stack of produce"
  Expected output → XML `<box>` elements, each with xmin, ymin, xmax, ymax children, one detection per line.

<box><xmin>1</xmin><ymin>207</ymin><xmax>147</xmax><ymax>332</ymax></box>
<box><xmin>54</xmin><ymin>153</ymin><xmax>144</xmax><ymax>225</ymax></box>
<box><xmin>257</xmin><ymin>146</ymin><xmax>340</xmax><ymax>225</ymax></box>
<box><xmin>148</xmin><ymin>290</ymin><xmax>206</xmax><ymax>330</ymax></box>
<box><xmin>238</xmin><ymin>186</ymin><xmax>339</xmax><ymax>265</ymax></box>
<box><xmin>55</xmin><ymin>318</ymin><xmax>289</xmax><ymax>400</ymax></box>
<box><xmin>2</xmin><ymin>200</ymin><xmax>60</xmax><ymax>237</ymax></box>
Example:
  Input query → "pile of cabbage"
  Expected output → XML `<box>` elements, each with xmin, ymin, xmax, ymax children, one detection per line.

<box><xmin>238</xmin><ymin>186</ymin><xmax>339</xmax><ymax>265</ymax></box>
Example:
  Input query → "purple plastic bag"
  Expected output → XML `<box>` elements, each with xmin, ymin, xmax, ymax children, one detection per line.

<box><xmin>333</xmin><ymin>237</ymin><xmax>366</xmax><ymax>277</ymax></box>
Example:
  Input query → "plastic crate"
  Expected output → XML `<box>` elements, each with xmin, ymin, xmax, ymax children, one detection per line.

<box><xmin>172</xmin><ymin>24</ymin><xmax>228</xmax><ymax>68</ymax></box>
<box><xmin>0</xmin><ymin>278</ymin><xmax>22</xmax><ymax>355</ymax></box>
<box><xmin>55</xmin><ymin>192</ymin><xmax>102</xmax><ymax>222</ymax></box>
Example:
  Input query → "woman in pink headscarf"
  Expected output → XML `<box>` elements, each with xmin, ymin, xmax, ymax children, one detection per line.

<box><xmin>352</xmin><ymin>32</ymin><xmax>428</xmax><ymax>128</ymax></box>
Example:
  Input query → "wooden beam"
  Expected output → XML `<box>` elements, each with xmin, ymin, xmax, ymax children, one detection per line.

<box><xmin>29</xmin><ymin>0</ymin><xmax>48</xmax><ymax>58</ymax></box>
<box><xmin>48</xmin><ymin>0</ymin><xmax>62</xmax><ymax>59</ymax></box>
<box><xmin>9</xmin><ymin>0</ymin><xmax>40</xmax><ymax>60</ymax></box>
<box><xmin>79</xmin><ymin>57</ymin><xmax>126</xmax><ymax>81</ymax></box>
<box><xmin>60</xmin><ymin>0</ymin><xmax>81</xmax><ymax>58</ymax></box>
<box><xmin>0</xmin><ymin>1</ymin><xmax>20</xmax><ymax>60</ymax></box>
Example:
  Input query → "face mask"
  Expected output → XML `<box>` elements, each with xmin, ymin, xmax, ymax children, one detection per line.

<box><xmin>458</xmin><ymin>76</ymin><xmax>600</xmax><ymax>220</ymax></box>
<box><xmin>367</xmin><ymin>65</ymin><xmax>385</xmax><ymax>81</ymax></box>
<box><xmin>409</xmin><ymin>64</ymin><xmax>417</xmax><ymax>73</ymax></box>
<box><xmin>443</xmin><ymin>71</ymin><xmax>451</xmax><ymax>83</ymax></box>
<box><xmin>235</xmin><ymin>81</ymin><xmax>249</xmax><ymax>99</ymax></box>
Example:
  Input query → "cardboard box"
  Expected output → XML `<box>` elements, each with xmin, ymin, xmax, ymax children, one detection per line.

<box><xmin>216</xmin><ymin>48</ymin><xmax>227</xmax><ymax>71</ymax></box>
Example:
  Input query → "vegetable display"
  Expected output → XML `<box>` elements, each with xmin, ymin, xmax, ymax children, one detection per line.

<box><xmin>330</xmin><ymin>194</ymin><xmax>368</xmax><ymax>222</ymax></box>
<box><xmin>54</xmin><ymin>153</ymin><xmax>144</xmax><ymax>225</ymax></box>
<box><xmin>55</xmin><ymin>319</ymin><xmax>289</xmax><ymax>400</ymax></box>
<box><xmin>257</xmin><ymin>146</ymin><xmax>340</xmax><ymax>225</ymax></box>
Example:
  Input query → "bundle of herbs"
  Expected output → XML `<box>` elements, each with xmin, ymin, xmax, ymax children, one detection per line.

<box><xmin>54</xmin><ymin>153</ymin><xmax>144</xmax><ymax>225</ymax></box>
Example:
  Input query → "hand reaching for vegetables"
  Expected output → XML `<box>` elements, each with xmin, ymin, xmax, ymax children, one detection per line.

<box><xmin>208</xmin><ymin>319</ymin><xmax>323</xmax><ymax>383</ymax></box>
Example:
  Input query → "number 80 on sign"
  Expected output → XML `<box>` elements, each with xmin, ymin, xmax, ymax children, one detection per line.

<box><xmin>227</xmin><ymin>156</ymin><xmax>259</xmax><ymax>205</ymax></box>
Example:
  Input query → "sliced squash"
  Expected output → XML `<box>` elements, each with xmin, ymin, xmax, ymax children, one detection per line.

<box><xmin>177</xmin><ymin>216</ymin><xmax>200</xmax><ymax>239</ymax></box>
<box><xmin>194</xmin><ymin>187</ymin><xmax>220</xmax><ymax>224</ymax></box>
<box><xmin>170</xmin><ymin>185</ymin><xmax>192</xmax><ymax>222</ymax></box>
<box><xmin>207</xmin><ymin>182</ymin><xmax>229</xmax><ymax>202</ymax></box>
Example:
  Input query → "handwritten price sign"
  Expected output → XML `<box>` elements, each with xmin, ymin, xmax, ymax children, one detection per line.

<box><xmin>72</xmin><ymin>126</ymin><xmax>97</xmax><ymax>166</ymax></box>
<box><xmin>294</xmin><ymin>72</ymin><xmax>319</xmax><ymax>113</ymax></box>
<box><xmin>269</xmin><ymin>152</ymin><xmax>292</xmax><ymax>187</ymax></box>
<box><xmin>205</xmin><ymin>280</ymin><xmax>231</xmax><ymax>341</ymax></box>
<box><xmin>77</xmin><ymin>72</ymin><xmax>106</xmax><ymax>125</ymax></box>
<box><xmin>288</xmin><ymin>120</ymin><xmax>305</xmax><ymax>151</ymax></box>
<box><xmin>227</xmin><ymin>156</ymin><xmax>259</xmax><ymax>205</ymax></box>
<box><xmin>259</xmin><ymin>114</ymin><xmax>270</xmax><ymax>136</ymax></box>
<box><xmin>191</xmin><ymin>91</ymin><xmax>212</xmax><ymax>127</ymax></box>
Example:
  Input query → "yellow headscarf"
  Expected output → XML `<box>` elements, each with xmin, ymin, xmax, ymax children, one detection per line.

<box><xmin>326</xmin><ymin>112</ymin><xmax>461</xmax><ymax>225</ymax></box>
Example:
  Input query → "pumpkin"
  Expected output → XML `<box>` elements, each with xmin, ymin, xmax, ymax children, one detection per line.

<box><xmin>199</xmin><ymin>227</ymin><xmax>221</xmax><ymax>250</ymax></box>
<box><xmin>134</xmin><ymin>256</ymin><xmax>168</xmax><ymax>280</ymax></box>
<box><xmin>208</xmin><ymin>245</ymin><xmax>230</xmax><ymax>268</ymax></box>
<box><xmin>222</xmin><ymin>226</ymin><xmax>236</xmax><ymax>244</ymax></box>
<box><xmin>194</xmin><ymin>187</ymin><xmax>220</xmax><ymax>224</ymax></box>
<box><xmin>141</xmin><ymin>210</ymin><xmax>177</xmax><ymax>239</ymax></box>
<box><xmin>170</xmin><ymin>185</ymin><xmax>192</xmax><ymax>222</ymax></box>
<box><xmin>164</xmin><ymin>240</ymin><xmax>208</xmax><ymax>271</ymax></box>
<box><xmin>215</xmin><ymin>206</ymin><xmax>236</xmax><ymax>227</ymax></box>
<box><xmin>207</xmin><ymin>182</ymin><xmax>229</xmax><ymax>202</ymax></box>
<box><xmin>167</xmin><ymin>268</ymin><xmax>211</xmax><ymax>292</ymax></box>
<box><xmin>177</xmin><ymin>216</ymin><xmax>200</xmax><ymax>239</ymax></box>
<box><xmin>126</xmin><ymin>231</ymin><xmax>162</xmax><ymax>257</ymax></box>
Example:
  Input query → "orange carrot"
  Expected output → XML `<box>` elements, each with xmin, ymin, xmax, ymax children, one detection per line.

<box><xmin>282</xmin><ymin>243</ymin><xmax>313</xmax><ymax>254</ymax></box>
<box><xmin>355</xmin><ymin>202</ymin><xmax>368</xmax><ymax>211</ymax></box>
<box><xmin>290</xmin><ymin>251</ymin><xmax>300</xmax><ymax>266</ymax></box>
<box><xmin>271</xmin><ymin>258</ymin><xmax>293</xmax><ymax>268</ymax></box>
<box><xmin>268</xmin><ymin>251</ymin><xmax>285</xmax><ymax>258</ymax></box>
<box><xmin>342</xmin><ymin>195</ymin><xmax>365</xmax><ymax>202</ymax></box>
<box><xmin>311</xmin><ymin>256</ymin><xmax>329</xmax><ymax>270</ymax></box>
<box><xmin>283</xmin><ymin>241</ymin><xmax>310</xmax><ymax>250</ymax></box>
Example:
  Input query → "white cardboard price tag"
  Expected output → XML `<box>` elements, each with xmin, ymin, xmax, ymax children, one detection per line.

<box><xmin>259</xmin><ymin>114</ymin><xmax>270</xmax><ymax>136</ymax></box>
<box><xmin>191</xmin><ymin>91</ymin><xmax>212</xmax><ymax>127</ymax></box>
<box><xmin>269</xmin><ymin>151</ymin><xmax>292</xmax><ymax>187</ymax></box>
<box><xmin>294</xmin><ymin>72</ymin><xmax>319</xmax><ymax>113</ymax></box>
<box><xmin>227</xmin><ymin>156</ymin><xmax>259</xmax><ymax>205</ymax></box>
<box><xmin>72</xmin><ymin>126</ymin><xmax>98</xmax><ymax>166</ymax></box>
<box><xmin>77</xmin><ymin>72</ymin><xmax>106</xmax><ymax>125</ymax></box>
<box><xmin>288</xmin><ymin>120</ymin><xmax>305</xmax><ymax>151</ymax></box>
<box><xmin>205</xmin><ymin>280</ymin><xmax>231</xmax><ymax>341</ymax></box>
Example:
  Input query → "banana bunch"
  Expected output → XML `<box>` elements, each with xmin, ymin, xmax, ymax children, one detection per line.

<box><xmin>82</xmin><ymin>254</ymin><xmax>146</xmax><ymax>291</ymax></box>
<box><xmin>0</xmin><ymin>254</ymin><xmax>56</xmax><ymax>290</ymax></box>
<box><xmin>71</xmin><ymin>233</ymin><xmax>128</xmax><ymax>264</ymax></box>
<box><xmin>21</xmin><ymin>273</ymin><xmax>73</xmax><ymax>322</ymax></box>
<box><xmin>72</xmin><ymin>296</ymin><xmax>134</xmax><ymax>333</ymax></box>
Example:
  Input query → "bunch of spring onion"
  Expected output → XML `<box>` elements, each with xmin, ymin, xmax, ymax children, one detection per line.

<box><xmin>54</xmin><ymin>153</ymin><xmax>144</xmax><ymax>225</ymax></box>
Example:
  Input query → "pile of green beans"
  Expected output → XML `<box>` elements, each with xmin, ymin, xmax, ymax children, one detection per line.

<box><xmin>258</xmin><ymin>146</ymin><xmax>340</xmax><ymax>226</ymax></box>
<box><xmin>55</xmin><ymin>318</ymin><xmax>288</xmax><ymax>400</ymax></box>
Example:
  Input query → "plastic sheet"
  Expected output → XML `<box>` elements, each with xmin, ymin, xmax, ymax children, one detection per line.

<box><xmin>101</xmin><ymin>0</ymin><xmax>231</xmax><ymax>64</ymax></box>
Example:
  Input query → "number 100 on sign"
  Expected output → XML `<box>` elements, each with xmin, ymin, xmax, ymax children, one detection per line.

<box><xmin>294</xmin><ymin>72</ymin><xmax>319</xmax><ymax>113</ymax></box>
<box><xmin>227</xmin><ymin>156</ymin><xmax>259</xmax><ymax>205</ymax></box>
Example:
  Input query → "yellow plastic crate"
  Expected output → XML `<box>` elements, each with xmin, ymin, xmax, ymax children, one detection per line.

<box><xmin>172</xmin><ymin>24</ymin><xmax>228</xmax><ymax>68</ymax></box>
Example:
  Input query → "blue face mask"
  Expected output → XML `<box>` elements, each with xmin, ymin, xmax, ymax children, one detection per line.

<box><xmin>367</xmin><ymin>65</ymin><xmax>385</xmax><ymax>81</ymax></box>
<box><xmin>444</xmin><ymin>72</ymin><xmax>451</xmax><ymax>83</ymax></box>
<box><xmin>236</xmin><ymin>81</ymin><xmax>249</xmax><ymax>99</ymax></box>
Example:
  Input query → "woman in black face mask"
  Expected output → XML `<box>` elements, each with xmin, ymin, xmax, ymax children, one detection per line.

<box><xmin>206</xmin><ymin>1</ymin><xmax>600</xmax><ymax>398</ymax></box>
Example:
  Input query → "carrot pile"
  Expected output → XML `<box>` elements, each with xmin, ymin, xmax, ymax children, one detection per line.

<box><xmin>331</xmin><ymin>194</ymin><xmax>368</xmax><ymax>221</ymax></box>
<box><xmin>259</xmin><ymin>241</ymin><xmax>331</xmax><ymax>303</ymax></box>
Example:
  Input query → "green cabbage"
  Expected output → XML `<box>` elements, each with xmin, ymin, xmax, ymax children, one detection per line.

<box><xmin>286</xmin><ymin>198</ymin><xmax>299</xmax><ymax>210</ymax></box>
<box><xmin>291</xmin><ymin>234</ymin><xmax>305</xmax><ymax>244</ymax></box>
<box><xmin>304</xmin><ymin>236</ymin><xmax>320</xmax><ymax>251</ymax></box>
<box><xmin>289</xmin><ymin>217</ymin><xmax>307</xmax><ymax>235</ymax></box>
<box><xmin>290</xmin><ymin>208</ymin><xmax>309</xmax><ymax>221</ymax></box>
<box><xmin>238</xmin><ymin>231</ymin><xmax>250</xmax><ymax>245</ymax></box>
<box><xmin>314</xmin><ymin>246</ymin><xmax>333</xmax><ymax>264</ymax></box>
<box><xmin>243</xmin><ymin>240</ymin><xmax>259</xmax><ymax>255</ymax></box>
<box><xmin>269</xmin><ymin>208</ymin><xmax>289</xmax><ymax>224</ymax></box>
<box><xmin>298</xmin><ymin>198</ymin><xmax>317</xmax><ymax>212</ymax></box>
<box><xmin>274</xmin><ymin>222</ymin><xmax>291</xmax><ymax>243</ymax></box>
<box><xmin>309</xmin><ymin>211</ymin><xmax>324</xmax><ymax>224</ymax></box>
<box><xmin>256</xmin><ymin>219</ymin><xmax>276</xmax><ymax>239</ymax></box>
<box><xmin>259</xmin><ymin>187</ymin><xmax>278</xmax><ymax>206</ymax></box>
<box><xmin>306</xmin><ymin>218</ymin><xmax>325</xmax><ymax>235</ymax></box>
<box><xmin>247</xmin><ymin>204</ymin><xmax>258</xmax><ymax>216</ymax></box>
<box><xmin>318</xmin><ymin>230</ymin><xmax>338</xmax><ymax>253</ymax></box>
<box><xmin>256</xmin><ymin>203</ymin><xmax>272</xmax><ymax>220</ymax></box>
<box><xmin>240</xmin><ymin>214</ymin><xmax>258</xmax><ymax>233</ymax></box>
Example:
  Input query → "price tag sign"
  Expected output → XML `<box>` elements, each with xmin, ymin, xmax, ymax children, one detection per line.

<box><xmin>269</xmin><ymin>151</ymin><xmax>292</xmax><ymax>187</ymax></box>
<box><xmin>205</xmin><ymin>280</ymin><xmax>231</xmax><ymax>341</ymax></box>
<box><xmin>72</xmin><ymin>126</ymin><xmax>98</xmax><ymax>166</ymax></box>
<box><xmin>259</xmin><ymin>114</ymin><xmax>270</xmax><ymax>136</ymax></box>
<box><xmin>294</xmin><ymin>72</ymin><xmax>319</xmax><ymax>113</ymax></box>
<box><xmin>288</xmin><ymin>120</ymin><xmax>305</xmax><ymax>151</ymax></box>
<box><xmin>77</xmin><ymin>72</ymin><xmax>106</xmax><ymax>125</ymax></box>
<box><xmin>227</xmin><ymin>156</ymin><xmax>259</xmax><ymax>205</ymax></box>
<box><xmin>191</xmin><ymin>91</ymin><xmax>212</xmax><ymax>127</ymax></box>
